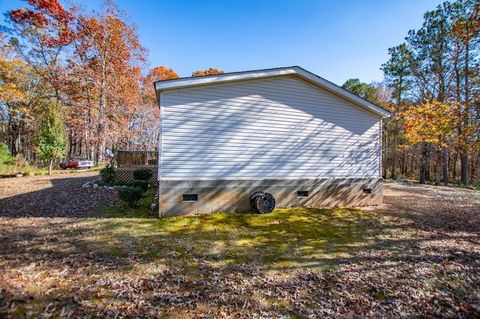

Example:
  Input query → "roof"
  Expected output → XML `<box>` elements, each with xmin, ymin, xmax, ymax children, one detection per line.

<box><xmin>154</xmin><ymin>66</ymin><xmax>391</xmax><ymax>118</ymax></box>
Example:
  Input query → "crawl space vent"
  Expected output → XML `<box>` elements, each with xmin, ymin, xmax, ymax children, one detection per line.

<box><xmin>182</xmin><ymin>194</ymin><xmax>198</xmax><ymax>202</ymax></box>
<box><xmin>297</xmin><ymin>190</ymin><xmax>309</xmax><ymax>197</ymax></box>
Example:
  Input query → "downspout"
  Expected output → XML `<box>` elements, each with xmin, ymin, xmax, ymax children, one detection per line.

<box><xmin>379</xmin><ymin>118</ymin><xmax>383</xmax><ymax>179</ymax></box>
<box><xmin>154</xmin><ymin>82</ymin><xmax>163</xmax><ymax>217</ymax></box>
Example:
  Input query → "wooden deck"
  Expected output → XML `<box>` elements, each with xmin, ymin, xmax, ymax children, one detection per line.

<box><xmin>116</xmin><ymin>150</ymin><xmax>158</xmax><ymax>167</ymax></box>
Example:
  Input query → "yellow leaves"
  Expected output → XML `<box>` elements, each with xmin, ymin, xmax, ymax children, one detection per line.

<box><xmin>0</xmin><ymin>51</ymin><xmax>29</xmax><ymax>104</ymax></box>
<box><xmin>403</xmin><ymin>100</ymin><xmax>457</xmax><ymax>148</ymax></box>
<box><xmin>0</xmin><ymin>33</ymin><xmax>29</xmax><ymax>101</ymax></box>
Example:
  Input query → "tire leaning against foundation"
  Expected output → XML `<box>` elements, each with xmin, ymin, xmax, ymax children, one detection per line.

<box><xmin>250</xmin><ymin>192</ymin><xmax>276</xmax><ymax>214</ymax></box>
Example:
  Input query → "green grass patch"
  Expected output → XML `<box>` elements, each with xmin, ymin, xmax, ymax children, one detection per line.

<box><xmin>92</xmin><ymin>206</ymin><xmax>384</xmax><ymax>273</ymax></box>
<box><xmin>103</xmin><ymin>190</ymin><xmax>154</xmax><ymax>218</ymax></box>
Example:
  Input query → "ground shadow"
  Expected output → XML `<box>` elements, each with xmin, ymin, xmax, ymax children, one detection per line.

<box><xmin>0</xmin><ymin>174</ymin><xmax>118</xmax><ymax>218</ymax></box>
<box><xmin>1</xmin><ymin>204</ymin><xmax>479</xmax><ymax>317</ymax></box>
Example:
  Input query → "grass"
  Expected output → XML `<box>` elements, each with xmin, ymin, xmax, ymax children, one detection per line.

<box><xmin>0</xmin><ymin>163</ymin><xmax>101</xmax><ymax>177</ymax></box>
<box><xmin>96</xmin><ymin>204</ymin><xmax>384</xmax><ymax>272</ymax></box>
<box><xmin>2</xmin><ymin>182</ymin><xmax>479</xmax><ymax>317</ymax></box>
<box><xmin>103</xmin><ymin>190</ymin><xmax>155</xmax><ymax>218</ymax></box>
<box><xmin>2</xmin><ymin>206</ymin><xmax>391</xmax><ymax>317</ymax></box>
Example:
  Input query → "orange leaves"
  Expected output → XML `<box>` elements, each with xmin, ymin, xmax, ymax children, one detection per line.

<box><xmin>192</xmin><ymin>68</ymin><xmax>224</xmax><ymax>77</ymax></box>
<box><xmin>142</xmin><ymin>66</ymin><xmax>178</xmax><ymax>105</ymax></box>
<box><xmin>403</xmin><ymin>100</ymin><xmax>457</xmax><ymax>148</ymax></box>
<box><xmin>69</xmin><ymin>2</ymin><xmax>147</xmax><ymax>154</ymax></box>
<box><xmin>146</xmin><ymin>66</ymin><xmax>178</xmax><ymax>83</ymax></box>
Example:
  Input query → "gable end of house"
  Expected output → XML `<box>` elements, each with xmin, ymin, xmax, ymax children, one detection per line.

<box><xmin>154</xmin><ymin>66</ymin><xmax>391</xmax><ymax>118</ymax></box>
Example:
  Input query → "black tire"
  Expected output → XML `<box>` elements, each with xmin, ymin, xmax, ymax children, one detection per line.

<box><xmin>250</xmin><ymin>192</ymin><xmax>275</xmax><ymax>214</ymax></box>
<box><xmin>250</xmin><ymin>192</ymin><xmax>264</xmax><ymax>210</ymax></box>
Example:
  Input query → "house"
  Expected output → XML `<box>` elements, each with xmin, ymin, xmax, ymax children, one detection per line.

<box><xmin>154</xmin><ymin>66</ymin><xmax>390</xmax><ymax>217</ymax></box>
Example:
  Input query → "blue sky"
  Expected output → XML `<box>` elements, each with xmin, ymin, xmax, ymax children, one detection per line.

<box><xmin>0</xmin><ymin>0</ymin><xmax>442</xmax><ymax>85</ymax></box>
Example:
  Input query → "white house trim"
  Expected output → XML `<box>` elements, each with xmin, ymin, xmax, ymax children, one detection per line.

<box><xmin>154</xmin><ymin>66</ymin><xmax>391</xmax><ymax>118</ymax></box>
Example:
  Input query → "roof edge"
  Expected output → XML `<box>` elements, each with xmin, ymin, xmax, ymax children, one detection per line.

<box><xmin>154</xmin><ymin>66</ymin><xmax>391</xmax><ymax>118</ymax></box>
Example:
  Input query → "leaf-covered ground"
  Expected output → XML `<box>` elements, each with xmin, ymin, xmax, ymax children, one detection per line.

<box><xmin>0</xmin><ymin>174</ymin><xmax>479</xmax><ymax>318</ymax></box>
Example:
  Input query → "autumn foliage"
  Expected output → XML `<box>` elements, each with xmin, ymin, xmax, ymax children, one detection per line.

<box><xmin>192</xmin><ymin>68</ymin><xmax>224</xmax><ymax>77</ymax></box>
<box><xmin>2</xmin><ymin>0</ymin><xmax>478</xmax><ymax>188</ymax></box>
<box><xmin>10</xmin><ymin>0</ymin><xmax>74</xmax><ymax>47</ymax></box>
<box><xmin>1</xmin><ymin>0</ymin><xmax>232</xmax><ymax>165</ymax></box>
<box><xmin>143</xmin><ymin>66</ymin><xmax>178</xmax><ymax>103</ymax></box>
<box><xmin>380</xmin><ymin>0</ymin><xmax>480</xmax><ymax>185</ymax></box>
<box><xmin>403</xmin><ymin>101</ymin><xmax>457</xmax><ymax>148</ymax></box>
<box><xmin>1</xmin><ymin>0</ymin><xmax>201</xmax><ymax>164</ymax></box>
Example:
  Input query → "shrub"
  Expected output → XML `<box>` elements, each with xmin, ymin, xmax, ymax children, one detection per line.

<box><xmin>127</xmin><ymin>179</ymin><xmax>149</xmax><ymax>192</ymax></box>
<box><xmin>133</xmin><ymin>168</ymin><xmax>153</xmax><ymax>181</ymax></box>
<box><xmin>100</xmin><ymin>165</ymin><xmax>116</xmax><ymax>185</ymax></box>
<box><xmin>0</xmin><ymin>143</ymin><xmax>14</xmax><ymax>165</ymax></box>
<box><xmin>118</xmin><ymin>186</ymin><xmax>144</xmax><ymax>207</ymax></box>
<box><xmin>0</xmin><ymin>144</ymin><xmax>30</xmax><ymax>175</ymax></box>
<box><xmin>473</xmin><ymin>180</ymin><xmax>480</xmax><ymax>190</ymax></box>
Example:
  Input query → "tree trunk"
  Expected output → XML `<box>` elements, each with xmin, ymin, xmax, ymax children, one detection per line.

<box><xmin>425</xmin><ymin>144</ymin><xmax>431</xmax><ymax>182</ymax></box>
<box><xmin>461</xmin><ymin>29</ymin><xmax>470</xmax><ymax>186</ymax></box>
<box><xmin>420</xmin><ymin>143</ymin><xmax>427</xmax><ymax>184</ymax></box>
<box><xmin>442</xmin><ymin>148</ymin><xmax>449</xmax><ymax>186</ymax></box>
<box><xmin>461</xmin><ymin>152</ymin><xmax>468</xmax><ymax>186</ymax></box>
<box><xmin>452</xmin><ymin>152</ymin><xmax>457</xmax><ymax>181</ymax></box>
<box><xmin>97</xmin><ymin>82</ymin><xmax>106</xmax><ymax>164</ymax></box>
<box><xmin>10</xmin><ymin>132</ymin><xmax>17</xmax><ymax>157</ymax></box>
<box><xmin>48</xmin><ymin>159</ymin><xmax>53</xmax><ymax>175</ymax></box>
<box><xmin>391</xmin><ymin>80</ymin><xmax>402</xmax><ymax>180</ymax></box>
<box><xmin>435</xmin><ymin>149</ymin><xmax>441</xmax><ymax>186</ymax></box>
<box><xmin>391</xmin><ymin>131</ymin><xmax>398</xmax><ymax>180</ymax></box>
<box><xmin>68</xmin><ymin>129</ymin><xmax>73</xmax><ymax>158</ymax></box>
<box><xmin>97</xmin><ymin>42</ymin><xmax>108</xmax><ymax>164</ymax></box>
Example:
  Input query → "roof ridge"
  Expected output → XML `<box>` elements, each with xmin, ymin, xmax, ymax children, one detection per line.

<box><xmin>153</xmin><ymin>66</ymin><xmax>299</xmax><ymax>85</ymax></box>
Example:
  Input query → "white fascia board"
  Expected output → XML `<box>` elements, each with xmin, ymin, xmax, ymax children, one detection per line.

<box><xmin>154</xmin><ymin>68</ymin><xmax>296</xmax><ymax>92</ymax></box>
<box><xmin>155</xmin><ymin>66</ymin><xmax>391</xmax><ymax>118</ymax></box>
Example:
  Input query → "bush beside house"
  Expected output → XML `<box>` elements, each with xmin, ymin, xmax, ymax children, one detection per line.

<box><xmin>117</xmin><ymin>168</ymin><xmax>153</xmax><ymax>208</ymax></box>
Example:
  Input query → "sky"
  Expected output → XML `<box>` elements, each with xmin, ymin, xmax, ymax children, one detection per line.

<box><xmin>0</xmin><ymin>0</ymin><xmax>443</xmax><ymax>85</ymax></box>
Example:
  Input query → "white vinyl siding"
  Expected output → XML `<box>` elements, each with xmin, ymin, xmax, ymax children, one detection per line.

<box><xmin>160</xmin><ymin>76</ymin><xmax>381</xmax><ymax>180</ymax></box>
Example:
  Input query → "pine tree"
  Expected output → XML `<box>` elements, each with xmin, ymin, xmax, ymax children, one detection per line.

<box><xmin>381</xmin><ymin>43</ymin><xmax>413</xmax><ymax>180</ymax></box>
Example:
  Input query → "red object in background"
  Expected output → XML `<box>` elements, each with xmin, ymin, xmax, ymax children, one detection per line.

<box><xmin>59</xmin><ymin>158</ymin><xmax>93</xmax><ymax>170</ymax></box>
<box><xmin>59</xmin><ymin>159</ymin><xmax>79</xmax><ymax>169</ymax></box>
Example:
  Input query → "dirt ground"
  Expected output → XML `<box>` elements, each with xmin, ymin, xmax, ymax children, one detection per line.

<box><xmin>0</xmin><ymin>174</ymin><xmax>479</xmax><ymax>318</ymax></box>
<box><xmin>0</xmin><ymin>171</ymin><xmax>116</xmax><ymax>217</ymax></box>
<box><xmin>380</xmin><ymin>182</ymin><xmax>480</xmax><ymax>232</ymax></box>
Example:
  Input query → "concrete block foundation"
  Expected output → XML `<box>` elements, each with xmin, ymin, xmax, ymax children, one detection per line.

<box><xmin>158</xmin><ymin>177</ymin><xmax>383</xmax><ymax>217</ymax></box>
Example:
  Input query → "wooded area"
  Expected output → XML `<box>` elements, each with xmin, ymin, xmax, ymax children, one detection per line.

<box><xmin>0</xmin><ymin>0</ymin><xmax>479</xmax><ymax>185</ymax></box>
<box><xmin>342</xmin><ymin>0</ymin><xmax>479</xmax><ymax>186</ymax></box>
<box><xmin>0</xmin><ymin>0</ymin><xmax>222</xmax><ymax>173</ymax></box>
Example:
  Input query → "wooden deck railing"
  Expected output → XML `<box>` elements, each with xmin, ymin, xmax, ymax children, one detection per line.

<box><xmin>116</xmin><ymin>150</ymin><xmax>158</xmax><ymax>167</ymax></box>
